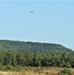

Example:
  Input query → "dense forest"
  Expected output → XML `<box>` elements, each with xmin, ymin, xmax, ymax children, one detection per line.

<box><xmin>0</xmin><ymin>40</ymin><xmax>73</xmax><ymax>54</ymax></box>
<box><xmin>0</xmin><ymin>40</ymin><xmax>74</xmax><ymax>71</ymax></box>
<box><xmin>0</xmin><ymin>50</ymin><xmax>74</xmax><ymax>70</ymax></box>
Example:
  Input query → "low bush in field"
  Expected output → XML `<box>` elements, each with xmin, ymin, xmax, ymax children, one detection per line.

<box><xmin>0</xmin><ymin>63</ymin><xmax>3</xmax><ymax>70</ymax></box>
<box><xmin>58</xmin><ymin>68</ymin><xmax>72</xmax><ymax>75</ymax></box>
<box><xmin>4</xmin><ymin>65</ymin><xmax>13</xmax><ymax>71</ymax></box>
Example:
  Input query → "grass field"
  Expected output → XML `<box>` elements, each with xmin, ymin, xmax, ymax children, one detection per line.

<box><xmin>0</xmin><ymin>67</ymin><xmax>74</xmax><ymax>75</ymax></box>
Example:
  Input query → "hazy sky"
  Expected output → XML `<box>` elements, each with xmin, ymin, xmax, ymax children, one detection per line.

<box><xmin>0</xmin><ymin>1</ymin><xmax>74</xmax><ymax>50</ymax></box>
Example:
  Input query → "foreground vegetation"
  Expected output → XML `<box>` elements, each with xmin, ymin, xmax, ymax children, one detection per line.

<box><xmin>0</xmin><ymin>51</ymin><xmax>74</xmax><ymax>75</ymax></box>
<box><xmin>0</xmin><ymin>40</ymin><xmax>74</xmax><ymax>75</ymax></box>
<box><xmin>0</xmin><ymin>50</ymin><xmax>74</xmax><ymax>69</ymax></box>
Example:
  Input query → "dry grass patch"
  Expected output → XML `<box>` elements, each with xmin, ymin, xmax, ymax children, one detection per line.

<box><xmin>0</xmin><ymin>67</ymin><xmax>74</xmax><ymax>75</ymax></box>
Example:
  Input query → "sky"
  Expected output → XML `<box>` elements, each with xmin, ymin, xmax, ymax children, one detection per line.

<box><xmin>0</xmin><ymin>1</ymin><xmax>74</xmax><ymax>50</ymax></box>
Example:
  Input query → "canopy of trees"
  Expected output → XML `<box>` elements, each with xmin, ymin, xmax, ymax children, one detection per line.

<box><xmin>0</xmin><ymin>40</ymin><xmax>74</xmax><ymax>71</ymax></box>
<box><xmin>0</xmin><ymin>50</ymin><xmax>74</xmax><ymax>68</ymax></box>
<box><xmin>0</xmin><ymin>40</ymin><xmax>73</xmax><ymax>54</ymax></box>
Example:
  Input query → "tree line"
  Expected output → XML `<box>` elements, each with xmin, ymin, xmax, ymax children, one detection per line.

<box><xmin>0</xmin><ymin>40</ymin><xmax>73</xmax><ymax>54</ymax></box>
<box><xmin>0</xmin><ymin>50</ymin><xmax>74</xmax><ymax>68</ymax></box>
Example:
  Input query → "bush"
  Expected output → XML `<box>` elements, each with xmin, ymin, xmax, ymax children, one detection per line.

<box><xmin>58</xmin><ymin>68</ymin><xmax>72</xmax><ymax>75</ymax></box>
<box><xmin>13</xmin><ymin>65</ymin><xmax>21</xmax><ymax>71</ymax></box>
<box><xmin>45</xmin><ymin>72</ymin><xmax>49</xmax><ymax>74</ymax></box>
<box><xmin>0</xmin><ymin>63</ymin><xmax>3</xmax><ymax>70</ymax></box>
<box><xmin>5</xmin><ymin>65</ymin><xmax>13</xmax><ymax>71</ymax></box>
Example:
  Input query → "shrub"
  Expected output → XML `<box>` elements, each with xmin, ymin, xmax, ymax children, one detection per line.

<box><xmin>45</xmin><ymin>71</ymin><xmax>49</xmax><ymax>74</ymax></box>
<box><xmin>58</xmin><ymin>68</ymin><xmax>72</xmax><ymax>75</ymax></box>
<box><xmin>13</xmin><ymin>65</ymin><xmax>21</xmax><ymax>71</ymax></box>
<box><xmin>0</xmin><ymin>63</ymin><xmax>3</xmax><ymax>70</ymax></box>
<box><xmin>5</xmin><ymin>65</ymin><xmax>13</xmax><ymax>71</ymax></box>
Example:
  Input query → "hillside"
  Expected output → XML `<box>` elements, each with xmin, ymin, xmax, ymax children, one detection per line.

<box><xmin>0</xmin><ymin>40</ymin><xmax>73</xmax><ymax>54</ymax></box>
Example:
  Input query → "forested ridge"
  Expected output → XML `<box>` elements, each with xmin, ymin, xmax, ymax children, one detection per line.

<box><xmin>0</xmin><ymin>40</ymin><xmax>73</xmax><ymax>54</ymax></box>
<box><xmin>0</xmin><ymin>40</ymin><xmax>74</xmax><ymax>70</ymax></box>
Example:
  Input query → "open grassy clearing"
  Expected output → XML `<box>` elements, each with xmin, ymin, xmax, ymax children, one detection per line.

<box><xmin>0</xmin><ymin>67</ymin><xmax>74</xmax><ymax>75</ymax></box>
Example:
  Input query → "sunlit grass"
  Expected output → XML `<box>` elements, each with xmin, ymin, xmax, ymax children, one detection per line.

<box><xmin>0</xmin><ymin>67</ymin><xmax>74</xmax><ymax>75</ymax></box>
